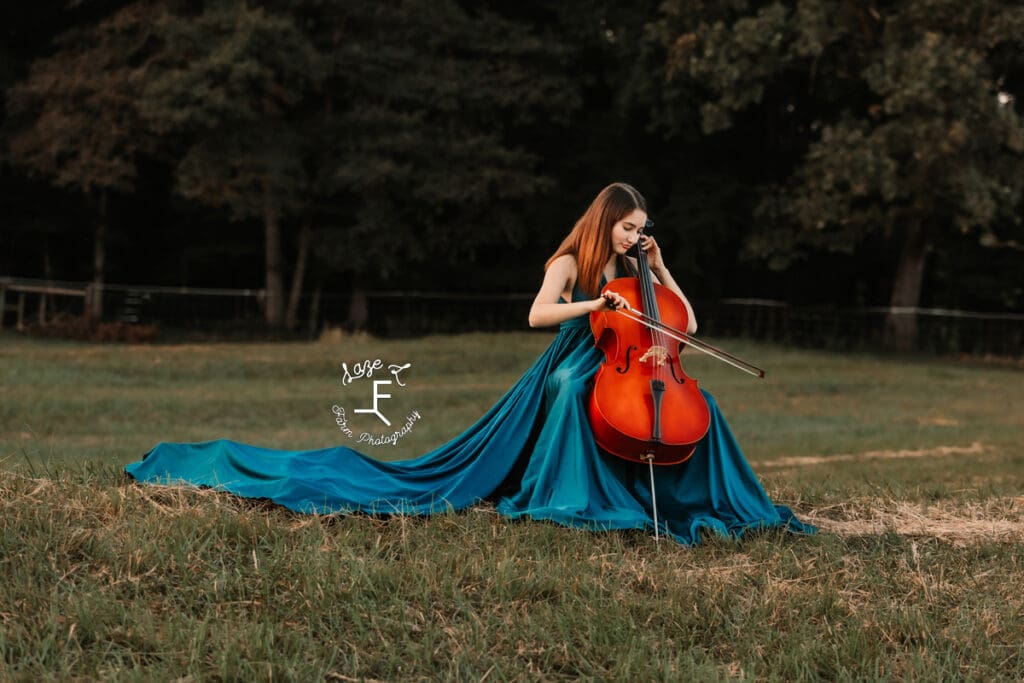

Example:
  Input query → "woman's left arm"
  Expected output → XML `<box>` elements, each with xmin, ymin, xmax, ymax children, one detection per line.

<box><xmin>641</xmin><ymin>235</ymin><xmax>698</xmax><ymax>335</ymax></box>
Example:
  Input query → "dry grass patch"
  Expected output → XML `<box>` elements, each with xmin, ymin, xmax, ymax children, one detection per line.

<box><xmin>806</xmin><ymin>496</ymin><xmax>1024</xmax><ymax>545</ymax></box>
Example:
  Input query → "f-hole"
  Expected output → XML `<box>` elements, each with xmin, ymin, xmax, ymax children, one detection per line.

<box><xmin>669</xmin><ymin>360</ymin><xmax>686</xmax><ymax>384</ymax></box>
<box><xmin>669</xmin><ymin>344</ymin><xmax>686</xmax><ymax>384</ymax></box>
<box><xmin>616</xmin><ymin>345</ymin><xmax>637</xmax><ymax>374</ymax></box>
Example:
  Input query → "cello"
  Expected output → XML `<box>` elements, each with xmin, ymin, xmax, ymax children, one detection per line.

<box><xmin>588</xmin><ymin>240</ymin><xmax>710</xmax><ymax>466</ymax></box>
<box><xmin>588</xmin><ymin>225</ymin><xmax>765</xmax><ymax>538</ymax></box>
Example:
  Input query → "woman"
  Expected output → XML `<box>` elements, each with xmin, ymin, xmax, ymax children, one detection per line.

<box><xmin>126</xmin><ymin>183</ymin><xmax>813</xmax><ymax>544</ymax></box>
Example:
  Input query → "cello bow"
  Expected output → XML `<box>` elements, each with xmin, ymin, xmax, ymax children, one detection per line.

<box><xmin>609</xmin><ymin>303</ymin><xmax>766</xmax><ymax>379</ymax></box>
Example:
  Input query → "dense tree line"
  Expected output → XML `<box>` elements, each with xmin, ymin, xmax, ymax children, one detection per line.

<box><xmin>2</xmin><ymin>1</ymin><xmax>1022</xmax><ymax>346</ymax></box>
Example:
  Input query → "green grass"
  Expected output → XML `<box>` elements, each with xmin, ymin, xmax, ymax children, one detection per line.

<box><xmin>2</xmin><ymin>331</ymin><xmax>1023</xmax><ymax>680</ymax></box>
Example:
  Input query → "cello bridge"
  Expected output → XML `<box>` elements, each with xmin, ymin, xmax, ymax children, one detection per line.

<box><xmin>639</xmin><ymin>345</ymin><xmax>670</xmax><ymax>366</ymax></box>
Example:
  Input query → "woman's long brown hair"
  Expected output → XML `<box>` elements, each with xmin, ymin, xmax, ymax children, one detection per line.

<box><xmin>545</xmin><ymin>183</ymin><xmax>648</xmax><ymax>298</ymax></box>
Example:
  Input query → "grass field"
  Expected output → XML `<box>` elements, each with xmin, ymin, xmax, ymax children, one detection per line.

<box><xmin>2</xmin><ymin>331</ymin><xmax>1023</xmax><ymax>680</ymax></box>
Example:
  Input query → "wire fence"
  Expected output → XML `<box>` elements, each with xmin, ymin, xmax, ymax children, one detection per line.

<box><xmin>707</xmin><ymin>298</ymin><xmax>1024</xmax><ymax>356</ymax></box>
<box><xmin>2</xmin><ymin>276</ymin><xmax>1022</xmax><ymax>356</ymax></box>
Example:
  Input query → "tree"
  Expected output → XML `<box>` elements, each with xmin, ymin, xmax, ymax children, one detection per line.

<box><xmin>656</xmin><ymin>0</ymin><xmax>1024</xmax><ymax>348</ymax></box>
<box><xmin>302</xmin><ymin>0</ymin><xmax>582</xmax><ymax>282</ymax></box>
<box><xmin>4</xmin><ymin>1</ymin><xmax>167</xmax><ymax>319</ymax></box>
<box><xmin>139</xmin><ymin>0</ymin><xmax>322</xmax><ymax>327</ymax></box>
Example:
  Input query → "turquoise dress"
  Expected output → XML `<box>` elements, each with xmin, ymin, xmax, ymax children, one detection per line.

<box><xmin>126</xmin><ymin>277</ymin><xmax>814</xmax><ymax>545</ymax></box>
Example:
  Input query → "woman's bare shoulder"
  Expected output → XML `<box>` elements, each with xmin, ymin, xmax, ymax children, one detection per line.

<box><xmin>540</xmin><ymin>253</ymin><xmax>578</xmax><ymax>301</ymax></box>
<box><xmin>546</xmin><ymin>253</ymin><xmax>578</xmax><ymax>280</ymax></box>
<box><xmin>549</xmin><ymin>253</ymin><xmax>578</xmax><ymax>270</ymax></box>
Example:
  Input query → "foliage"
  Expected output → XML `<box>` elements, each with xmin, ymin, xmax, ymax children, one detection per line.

<box><xmin>656</xmin><ymin>0</ymin><xmax>1024</xmax><ymax>287</ymax></box>
<box><xmin>141</xmin><ymin>1</ymin><xmax>321</xmax><ymax>223</ymax></box>
<box><xmin>2</xmin><ymin>1</ymin><xmax>172</xmax><ymax>318</ymax></box>
<box><xmin>2</xmin><ymin>0</ymin><xmax>1024</xmax><ymax>324</ymax></box>
<box><xmin>304</xmin><ymin>0</ymin><xmax>583</xmax><ymax>279</ymax></box>
<box><xmin>3</xmin><ymin>1</ymin><xmax>165</xmax><ymax>195</ymax></box>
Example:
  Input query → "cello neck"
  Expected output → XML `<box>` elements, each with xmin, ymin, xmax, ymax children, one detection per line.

<box><xmin>635</xmin><ymin>242</ymin><xmax>661</xmax><ymax>325</ymax></box>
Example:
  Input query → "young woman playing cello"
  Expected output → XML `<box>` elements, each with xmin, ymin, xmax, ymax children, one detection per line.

<box><xmin>126</xmin><ymin>182</ymin><xmax>813</xmax><ymax>544</ymax></box>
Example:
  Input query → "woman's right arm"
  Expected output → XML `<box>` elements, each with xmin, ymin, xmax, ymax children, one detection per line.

<box><xmin>528</xmin><ymin>255</ymin><xmax>620</xmax><ymax>328</ymax></box>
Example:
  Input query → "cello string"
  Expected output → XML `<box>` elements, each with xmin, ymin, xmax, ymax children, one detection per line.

<box><xmin>637</xmin><ymin>243</ymin><xmax>667</xmax><ymax>389</ymax></box>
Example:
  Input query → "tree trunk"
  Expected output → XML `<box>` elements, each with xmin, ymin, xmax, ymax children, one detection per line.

<box><xmin>307</xmin><ymin>283</ymin><xmax>321</xmax><ymax>336</ymax></box>
<box><xmin>884</xmin><ymin>219</ymin><xmax>929</xmax><ymax>351</ymax></box>
<box><xmin>43</xmin><ymin>244</ymin><xmax>55</xmax><ymax>317</ymax></box>
<box><xmin>263</xmin><ymin>194</ymin><xmax>285</xmax><ymax>327</ymax></box>
<box><xmin>285</xmin><ymin>223</ymin><xmax>310</xmax><ymax>330</ymax></box>
<box><xmin>346</xmin><ymin>289</ymin><xmax>368</xmax><ymax>332</ymax></box>
<box><xmin>88</xmin><ymin>190</ymin><xmax>108</xmax><ymax>322</ymax></box>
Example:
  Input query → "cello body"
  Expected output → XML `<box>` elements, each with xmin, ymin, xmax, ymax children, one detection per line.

<box><xmin>588</xmin><ymin>275</ymin><xmax>711</xmax><ymax>465</ymax></box>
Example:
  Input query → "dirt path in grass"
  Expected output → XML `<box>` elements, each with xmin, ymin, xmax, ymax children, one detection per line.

<box><xmin>761</xmin><ymin>442</ymin><xmax>988</xmax><ymax>468</ymax></box>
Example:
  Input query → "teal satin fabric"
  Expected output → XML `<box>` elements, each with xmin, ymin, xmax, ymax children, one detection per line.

<box><xmin>126</xmin><ymin>281</ymin><xmax>814</xmax><ymax>544</ymax></box>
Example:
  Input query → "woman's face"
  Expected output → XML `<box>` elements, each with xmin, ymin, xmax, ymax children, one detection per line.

<box><xmin>610</xmin><ymin>208</ymin><xmax>648</xmax><ymax>256</ymax></box>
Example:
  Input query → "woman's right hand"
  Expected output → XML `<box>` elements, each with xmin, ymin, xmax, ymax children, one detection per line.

<box><xmin>594</xmin><ymin>290</ymin><xmax>628</xmax><ymax>312</ymax></box>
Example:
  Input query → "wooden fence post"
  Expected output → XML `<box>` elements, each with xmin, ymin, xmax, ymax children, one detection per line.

<box><xmin>84</xmin><ymin>284</ymin><xmax>94</xmax><ymax>324</ymax></box>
